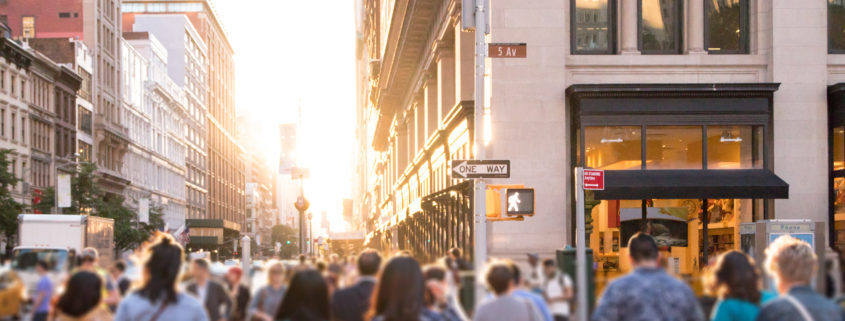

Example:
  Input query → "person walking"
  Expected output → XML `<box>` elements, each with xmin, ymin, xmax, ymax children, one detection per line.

<box><xmin>473</xmin><ymin>261</ymin><xmax>541</xmax><ymax>321</ymax></box>
<box><xmin>274</xmin><ymin>269</ymin><xmax>330</xmax><ymax>321</ymax></box>
<box><xmin>55</xmin><ymin>271</ymin><xmax>113</xmax><ymax>321</ymax></box>
<box><xmin>755</xmin><ymin>236</ymin><xmax>844</xmax><ymax>321</ymax></box>
<box><xmin>114</xmin><ymin>236</ymin><xmax>207</xmax><ymax>321</ymax></box>
<box><xmin>367</xmin><ymin>255</ymin><xmax>444</xmax><ymax>321</ymax></box>
<box><xmin>506</xmin><ymin>261</ymin><xmax>553</xmax><ymax>321</ymax></box>
<box><xmin>422</xmin><ymin>265</ymin><xmax>468</xmax><ymax>321</ymax></box>
<box><xmin>542</xmin><ymin>259</ymin><xmax>573</xmax><ymax>321</ymax></box>
<box><xmin>708</xmin><ymin>250</ymin><xmax>776</xmax><ymax>321</ymax></box>
<box><xmin>332</xmin><ymin>249</ymin><xmax>381</xmax><ymax>321</ymax></box>
<box><xmin>30</xmin><ymin>260</ymin><xmax>53</xmax><ymax>321</ymax></box>
<box><xmin>225</xmin><ymin>267</ymin><xmax>250</xmax><ymax>321</ymax></box>
<box><xmin>109</xmin><ymin>260</ymin><xmax>131</xmax><ymax>296</ymax></box>
<box><xmin>525</xmin><ymin>253</ymin><xmax>544</xmax><ymax>294</ymax></box>
<box><xmin>247</xmin><ymin>260</ymin><xmax>287</xmax><ymax>321</ymax></box>
<box><xmin>592</xmin><ymin>233</ymin><xmax>704</xmax><ymax>321</ymax></box>
<box><xmin>187</xmin><ymin>258</ymin><xmax>232</xmax><ymax>321</ymax></box>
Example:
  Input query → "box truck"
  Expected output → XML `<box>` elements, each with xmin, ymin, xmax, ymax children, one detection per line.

<box><xmin>12</xmin><ymin>214</ymin><xmax>114</xmax><ymax>299</ymax></box>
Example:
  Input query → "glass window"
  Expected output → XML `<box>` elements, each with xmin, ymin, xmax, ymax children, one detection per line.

<box><xmin>831</xmin><ymin>0</ymin><xmax>845</xmax><ymax>52</ymax></box>
<box><xmin>21</xmin><ymin>16</ymin><xmax>35</xmax><ymax>39</ymax></box>
<box><xmin>646</xmin><ymin>126</ymin><xmax>703</xmax><ymax>169</ymax></box>
<box><xmin>585</xmin><ymin>126</ymin><xmax>642</xmax><ymax>170</ymax></box>
<box><xmin>639</xmin><ymin>0</ymin><xmax>682</xmax><ymax>54</ymax></box>
<box><xmin>572</xmin><ymin>0</ymin><xmax>615</xmax><ymax>54</ymax></box>
<box><xmin>836</xmin><ymin>126</ymin><xmax>845</xmax><ymax>171</ymax></box>
<box><xmin>147</xmin><ymin>3</ymin><xmax>166</xmax><ymax>12</ymax></box>
<box><xmin>706</xmin><ymin>0</ymin><xmax>748</xmax><ymax>53</ymax></box>
<box><xmin>707</xmin><ymin>126</ymin><xmax>763</xmax><ymax>169</ymax></box>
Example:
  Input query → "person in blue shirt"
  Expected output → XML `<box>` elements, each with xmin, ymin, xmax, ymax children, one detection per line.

<box><xmin>31</xmin><ymin>260</ymin><xmax>52</xmax><ymax>321</ymax></box>
<box><xmin>708</xmin><ymin>250</ymin><xmax>776</xmax><ymax>321</ymax></box>
<box><xmin>509</xmin><ymin>260</ymin><xmax>554</xmax><ymax>321</ymax></box>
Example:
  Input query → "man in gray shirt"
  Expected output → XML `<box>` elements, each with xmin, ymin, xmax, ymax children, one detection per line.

<box><xmin>474</xmin><ymin>261</ymin><xmax>541</xmax><ymax>321</ymax></box>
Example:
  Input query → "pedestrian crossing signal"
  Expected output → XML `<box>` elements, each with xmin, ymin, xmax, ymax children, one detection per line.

<box><xmin>505</xmin><ymin>188</ymin><xmax>534</xmax><ymax>216</ymax></box>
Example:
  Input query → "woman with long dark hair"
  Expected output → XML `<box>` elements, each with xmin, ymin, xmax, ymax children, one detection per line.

<box><xmin>708</xmin><ymin>250</ymin><xmax>776</xmax><ymax>321</ymax></box>
<box><xmin>114</xmin><ymin>235</ymin><xmax>207</xmax><ymax>321</ymax></box>
<box><xmin>275</xmin><ymin>269</ymin><xmax>330</xmax><ymax>321</ymax></box>
<box><xmin>367</xmin><ymin>256</ymin><xmax>443</xmax><ymax>321</ymax></box>
<box><xmin>54</xmin><ymin>271</ymin><xmax>112</xmax><ymax>321</ymax></box>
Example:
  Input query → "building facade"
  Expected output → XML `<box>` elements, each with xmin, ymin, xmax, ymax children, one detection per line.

<box><xmin>237</xmin><ymin>114</ymin><xmax>278</xmax><ymax>247</ymax></box>
<box><xmin>121</xmin><ymin>33</ymin><xmax>188</xmax><ymax>229</ymax></box>
<box><xmin>355</xmin><ymin>0</ymin><xmax>845</xmax><ymax>292</ymax></box>
<box><xmin>0</xmin><ymin>37</ymin><xmax>33</xmax><ymax>207</ymax></box>
<box><xmin>1</xmin><ymin>0</ymin><xmax>131</xmax><ymax>195</ymax></box>
<box><xmin>123</xmin><ymin>0</ymin><xmax>245</xmax><ymax>234</ymax></box>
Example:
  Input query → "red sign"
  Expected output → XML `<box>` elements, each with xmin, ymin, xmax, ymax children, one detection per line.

<box><xmin>583</xmin><ymin>169</ymin><xmax>605</xmax><ymax>190</ymax></box>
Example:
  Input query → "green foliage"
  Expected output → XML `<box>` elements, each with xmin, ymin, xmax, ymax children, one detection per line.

<box><xmin>0</xmin><ymin>150</ymin><xmax>22</xmax><ymax>256</ymax></box>
<box><xmin>31</xmin><ymin>162</ymin><xmax>164</xmax><ymax>252</ymax></box>
<box><xmin>271</xmin><ymin>224</ymin><xmax>299</xmax><ymax>258</ymax></box>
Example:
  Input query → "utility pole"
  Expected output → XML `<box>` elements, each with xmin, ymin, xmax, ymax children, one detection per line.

<box><xmin>471</xmin><ymin>0</ymin><xmax>489</xmax><ymax>306</ymax></box>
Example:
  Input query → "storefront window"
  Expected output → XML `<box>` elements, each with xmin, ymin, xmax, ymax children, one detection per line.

<box><xmin>835</xmin><ymin>178</ymin><xmax>845</xmax><ymax>249</ymax></box>
<box><xmin>835</xmin><ymin>126</ymin><xmax>844</xmax><ymax>171</ymax></box>
<box><xmin>646</xmin><ymin>126</ymin><xmax>703</xmax><ymax>169</ymax></box>
<box><xmin>639</xmin><ymin>0</ymin><xmax>683</xmax><ymax>54</ymax></box>
<box><xmin>706</xmin><ymin>126</ymin><xmax>763</xmax><ymax>169</ymax></box>
<box><xmin>572</xmin><ymin>0</ymin><xmax>615</xmax><ymax>54</ymax></box>
<box><xmin>705</xmin><ymin>0</ymin><xmax>748</xmax><ymax>54</ymax></box>
<box><xmin>585</xmin><ymin>126</ymin><xmax>642</xmax><ymax>169</ymax></box>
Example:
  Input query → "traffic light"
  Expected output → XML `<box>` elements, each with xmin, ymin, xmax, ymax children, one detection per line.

<box><xmin>286</xmin><ymin>240</ymin><xmax>291</xmax><ymax>245</ymax></box>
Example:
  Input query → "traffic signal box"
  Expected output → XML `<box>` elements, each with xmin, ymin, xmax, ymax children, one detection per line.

<box><xmin>486</xmin><ymin>184</ymin><xmax>534</xmax><ymax>221</ymax></box>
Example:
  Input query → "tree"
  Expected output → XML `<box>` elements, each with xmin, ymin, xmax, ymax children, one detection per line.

<box><xmin>271</xmin><ymin>224</ymin><xmax>299</xmax><ymax>258</ymax></box>
<box><xmin>33</xmin><ymin>163</ymin><xmax>164</xmax><ymax>253</ymax></box>
<box><xmin>0</xmin><ymin>150</ymin><xmax>22</xmax><ymax>256</ymax></box>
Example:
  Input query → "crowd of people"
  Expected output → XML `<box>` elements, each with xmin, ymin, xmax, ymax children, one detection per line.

<box><xmin>23</xmin><ymin>231</ymin><xmax>845</xmax><ymax>321</ymax></box>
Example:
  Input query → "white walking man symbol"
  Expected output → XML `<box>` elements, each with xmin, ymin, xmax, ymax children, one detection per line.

<box><xmin>507</xmin><ymin>192</ymin><xmax>521</xmax><ymax>212</ymax></box>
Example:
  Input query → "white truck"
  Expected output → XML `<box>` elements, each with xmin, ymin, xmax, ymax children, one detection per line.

<box><xmin>12</xmin><ymin>214</ymin><xmax>114</xmax><ymax>299</ymax></box>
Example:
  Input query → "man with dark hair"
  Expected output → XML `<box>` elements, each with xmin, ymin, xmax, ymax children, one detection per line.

<box><xmin>542</xmin><ymin>259</ymin><xmax>572</xmax><ymax>321</ymax></box>
<box><xmin>509</xmin><ymin>261</ymin><xmax>553</xmax><ymax>321</ymax></box>
<box><xmin>30</xmin><ymin>261</ymin><xmax>52</xmax><ymax>321</ymax></box>
<box><xmin>331</xmin><ymin>249</ymin><xmax>381</xmax><ymax>321</ymax></box>
<box><xmin>187</xmin><ymin>258</ymin><xmax>232</xmax><ymax>321</ymax></box>
<box><xmin>593</xmin><ymin>233</ymin><xmax>704</xmax><ymax>321</ymax></box>
<box><xmin>474</xmin><ymin>261</ymin><xmax>541</xmax><ymax>321</ymax></box>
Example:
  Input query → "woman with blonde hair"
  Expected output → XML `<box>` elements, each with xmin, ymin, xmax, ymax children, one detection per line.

<box><xmin>247</xmin><ymin>260</ymin><xmax>288</xmax><ymax>321</ymax></box>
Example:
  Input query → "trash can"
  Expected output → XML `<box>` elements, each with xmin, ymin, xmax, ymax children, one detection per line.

<box><xmin>557</xmin><ymin>246</ymin><xmax>595</xmax><ymax>314</ymax></box>
<box><xmin>459</xmin><ymin>271</ymin><xmax>475</xmax><ymax>315</ymax></box>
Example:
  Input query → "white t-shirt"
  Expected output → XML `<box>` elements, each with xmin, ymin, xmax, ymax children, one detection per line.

<box><xmin>543</xmin><ymin>272</ymin><xmax>572</xmax><ymax>316</ymax></box>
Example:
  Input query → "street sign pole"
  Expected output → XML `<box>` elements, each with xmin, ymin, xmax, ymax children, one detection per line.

<box><xmin>472</xmin><ymin>0</ymin><xmax>489</xmax><ymax>307</ymax></box>
<box><xmin>574</xmin><ymin>167</ymin><xmax>588</xmax><ymax>321</ymax></box>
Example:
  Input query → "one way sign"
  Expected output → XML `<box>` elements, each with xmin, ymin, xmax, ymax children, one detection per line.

<box><xmin>451</xmin><ymin>160</ymin><xmax>510</xmax><ymax>179</ymax></box>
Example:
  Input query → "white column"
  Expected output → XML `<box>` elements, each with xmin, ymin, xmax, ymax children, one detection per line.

<box><xmin>621</xmin><ymin>0</ymin><xmax>640</xmax><ymax>54</ymax></box>
<box><xmin>688</xmin><ymin>0</ymin><xmax>706</xmax><ymax>54</ymax></box>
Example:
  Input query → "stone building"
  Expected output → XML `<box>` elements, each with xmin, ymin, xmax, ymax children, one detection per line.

<box><xmin>354</xmin><ymin>0</ymin><xmax>845</xmax><ymax>293</ymax></box>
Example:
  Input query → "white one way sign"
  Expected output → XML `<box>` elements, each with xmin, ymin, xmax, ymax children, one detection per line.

<box><xmin>451</xmin><ymin>160</ymin><xmax>511</xmax><ymax>179</ymax></box>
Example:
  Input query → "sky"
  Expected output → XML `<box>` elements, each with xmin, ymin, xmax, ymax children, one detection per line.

<box><xmin>213</xmin><ymin>0</ymin><xmax>358</xmax><ymax>232</ymax></box>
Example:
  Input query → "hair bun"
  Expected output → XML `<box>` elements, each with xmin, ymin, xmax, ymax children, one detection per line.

<box><xmin>159</xmin><ymin>235</ymin><xmax>172</xmax><ymax>245</ymax></box>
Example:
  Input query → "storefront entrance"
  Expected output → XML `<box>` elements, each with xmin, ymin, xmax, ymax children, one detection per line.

<box><xmin>567</xmin><ymin>83</ymin><xmax>789</xmax><ymax>295</ymax></box>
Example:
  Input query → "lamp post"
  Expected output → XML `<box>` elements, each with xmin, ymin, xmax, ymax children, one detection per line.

<box><xmin>294</xmin><ymin>196</ymin><xmax>309</xmax><ymax>255</ymax></box>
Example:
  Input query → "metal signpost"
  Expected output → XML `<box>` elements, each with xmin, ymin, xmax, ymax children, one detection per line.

<box><xmin>576</xmin><ymin>167</ymin><xmax>603</xmax><ymax>321</ymax></box>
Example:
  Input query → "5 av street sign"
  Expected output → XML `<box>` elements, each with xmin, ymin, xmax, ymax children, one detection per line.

<box><xmin>451</xmin><ymin>160</ymin><xmax>510</xmax><ymax>179</ymax></box>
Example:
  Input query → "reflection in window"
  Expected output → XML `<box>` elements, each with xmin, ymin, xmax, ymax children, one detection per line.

<box><xmin>585</xmin><ymin>126</ymin><xmax>642</xmax><ymax>170</ymax></box>
<box><xmin>639</xmin><ymin>0</ymin><xmax>682</xmax><ymax>53</ymax></box>
<box><xmin>646</xmin><ymin>126</ymin><xmax>702</xmax><ymax>169</ymax></box>
<box><xmin>836</xmin><ymin>178</ymin><xmax>845</xmax><ymax>249</ymax></box>
<box><xmin>707</xmin><ymin>126</ymin><xmax>763</xmax><ymax>169</ymax></box>
<box><xmin>573</xmin><ymin>0</ymin><xmax>613</xmax><ymax>53</ymax></box>
<box><xmin>706</xmin><ymin>0</ymin><xmax>747</xmax><ymax>53</ymax></box>
<box><xmin>831</xmin><ymin>0</ymin><xmax>845</xmax><ymax>52</ymax></box>
<box><xmin>836</xmin><ymin>127</ymin><xmax>845</xmax><ymax>171</ymax></box>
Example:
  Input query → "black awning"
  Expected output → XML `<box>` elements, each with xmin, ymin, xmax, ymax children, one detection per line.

<box><xmin>593</xmin><ymin>169</ymin><xmax>788</xmax><ymax>200</ymax></box>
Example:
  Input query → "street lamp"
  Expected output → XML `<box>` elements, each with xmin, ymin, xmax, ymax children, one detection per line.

<box><xmin>294</xmin><ymin>196</ymin><xmax>309</xmax><ymax>255</ymax></box>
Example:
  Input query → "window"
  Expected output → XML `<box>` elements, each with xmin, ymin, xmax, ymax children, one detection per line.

<box><xmin>571</xmin><ymin>0</ymin><xmax>615</xmax><ymax>54</ymax></box>
<box><xmin>10</xmin><ymin>112</ymin><xmax>15</xmax><ymax>140</ymax></box>
<box><xmin>646</xmin><ymin>126</ymin><xmax>702</xmax><ymax>169</ymax></box>
<box><xmin>78</xmin><ymin>107</ymin><xmax>92</xmax><ymax>134</ymax></box>
<box><xmin>706</xmin><ymin>0</ymin><xmax>748</xmax><ymax>54</ymax></box>
<box><xmin>147</xmin><ymin>3</ymin><xmax>166</xmax><ymax>12</ymax></box>
<box><xmin>0</xmin><ymin>70</ymin><xmax>4</xmax><ymax>90</ymax></box>
<box><xmin>585</xmin><ymin>126</ymin><xmax>642</xmax><ymax>170</ymax></box>
<box><xmin>58</xmin><ymin>12</ymin><xmax>71</xmax><ymax>18</ymax></box>
<box><xmin>21</xmin><ymin>16</ymin><xmax>35</xmax><ymax>38</ymax></box>
<box><xmin>638</xmin><ymin>0</ymin><xmax>683</xmax><ymax>54</ymax></box>
<box><xmin>20</xmin><ymin>116</ymin><xmax>24</xmax><ymax>142</ymax></box>
<box><xmin>832</xmin><ymin>0</ymin><xmax>845</xmax><ymax>52</ymax></box>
